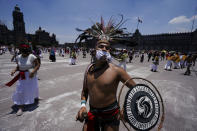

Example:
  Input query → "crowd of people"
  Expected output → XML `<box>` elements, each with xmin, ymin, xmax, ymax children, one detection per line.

<box><xmin>3</xmin><ymin>45</ymin><xmax>197</xmax><ymax>82</ymax></box>
<box><xmin>110</xmin><ymin>49</ymin><xmax>197</xmax><ymax>75</ymax></box>
<box><xmin>7</xmin><ymin>44</ymin><xmax>197</xmax><ymax>76</ymax></box>
<box><xmin>1</xmin><ymin>14</ymin><xmax>196</xmax><ymax>130</ymax></box>
<box><xmin>1</xmin><ymin>43</ymin><xmax>197</xmax><ymax>131</ymax></box>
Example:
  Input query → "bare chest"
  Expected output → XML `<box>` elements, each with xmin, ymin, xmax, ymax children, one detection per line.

<box><xmin>87</xmin><ymin>69</ymin><xmax>118</xmax><ymax>89</ymax></box>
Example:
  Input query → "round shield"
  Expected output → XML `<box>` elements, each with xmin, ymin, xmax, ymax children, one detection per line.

<box><xmin>124</xmin><ymin>84</ymin><xmax>160</xmax><ymax>131</ymax></box>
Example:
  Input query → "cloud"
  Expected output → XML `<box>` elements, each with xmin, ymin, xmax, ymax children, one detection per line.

<box><xmin>169</xmin><ymin>16</ymin><xmax>190</xmax><ymax>24</ymax></box>
<box><xmin>169</xmin><ymin>15</ymin><xmax>197</xmax><ymax>24</ymax></box>
<box><xmin>191</xmin><ymin>15</ymin><xmax>197</xmax><ymax>21</ymax></box>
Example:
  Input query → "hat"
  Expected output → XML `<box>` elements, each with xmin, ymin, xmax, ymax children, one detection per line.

<box><xmin>75</xmin><ymin>15</ymin><xmax>129</xmax><ymax>45</ymax></box>
<box><xmin>20</xmin><ymin>42</ymin><xmax>30</xmax><ymax>48</ymax></box>
<box><xmin>96</xmin><ymin>39</ymin><xmax>110</xmax><ymax>45</ymax></box>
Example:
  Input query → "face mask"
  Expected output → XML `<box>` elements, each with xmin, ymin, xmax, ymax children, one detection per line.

<box><xmin>96</xmin><ymin>50</ymin><xmax>112</xmax><ymax>62</ymax></box>
<box><xmin>20</xmin><ymin>49</ymin><xmax>29</xmax><ymax>54</ymax></box>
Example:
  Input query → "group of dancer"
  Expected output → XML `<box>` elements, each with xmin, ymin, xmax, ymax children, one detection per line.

<box><xmin>110</xmin><ymin>49</ymin><xmax>196</xmax><ymax>76</ymax></box>
<box><xmin>1</xmin><ymin>16</ymin><xmax>137</xmax><ymax>131</ymax></box>
<box><xmin>4</xmin><ymin>43</ymin><xmax>196</xmax><ymax>118</ymax></box>
<box><xmin>50</xmin><ymin>45</ymin><xmax>197</xmax><ymax>76</ymax></box>
<box><xmin>163</xmin><ymin>52</ymin><xmax>195</xmax><ymax>75</ymax></box>
<box><xmin>2</xmin><ymin>17</ymin><xmax>197</xmax><ymax>131</ymax></box>
<box><xmin>148</xmin><ymin>51</ymin><xmax>196</xmax><ymax>75</ymax></box>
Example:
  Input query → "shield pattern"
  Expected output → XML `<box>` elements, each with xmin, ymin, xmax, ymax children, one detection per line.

<box><xmin>124</xmin><ymin>84</ymin><xmax>160</xmax><ymax>131</ymax></box>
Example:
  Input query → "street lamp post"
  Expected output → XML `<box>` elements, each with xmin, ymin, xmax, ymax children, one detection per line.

<box><xmin>189</xmin><ymin>7</ymin><xmax>197</xmax><ymax>53</ymax></box>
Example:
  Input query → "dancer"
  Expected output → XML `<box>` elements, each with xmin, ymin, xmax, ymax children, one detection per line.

<box><xmin>140</xmin><ymin>52</ymin><xmax>144</xmax><ymax>63</ymax></box>
<box><xmin>184</xmin><ymin>54</ymin><xmax>193</xmax><ymax>75</ymax></box>
<box><xmin>70</xmin><ymin>49</ymin><xmax>77</xmax><ymax>65</ymax></box>
<box><xmin>151</xmin><ymin>53</ymin><xmax>159</xmax><ymax>72</ymax></box>
<box><xmin>173</xmin><ymin>52</ymin><xmax>180</xmax><ymax>69</ymax></box>
<box><xmin>49</xmin><ymin>47</ymin><xmax>56</xmax><ymax>62</ymax></box>
<box><xmin>118</xmin><ymin>49</ymin><xmax>128</xmax><ymax>71</ymax></box>
<box><xmin>164</xmin><ymin>53</ymin><xmax>173</xmax><ymax>71</ymax></box>
<box><xmin>76</xmin><ymin>16</ymin><xmax>136</xmax><ymax>131</ymax></box>
<box><xmin>8</xmin><ymin>43</ymin><xmax>40</xmax><ymax>116</ymax></box>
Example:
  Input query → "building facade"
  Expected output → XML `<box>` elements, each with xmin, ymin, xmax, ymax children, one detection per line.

<box><xmin>134</xmin><ymin>29</ymin><xmax>197</xmax><ymax>53</ymax></box>
<box><xmin>74</xmin><ymin>28</ymin><xmax>197</xmax><ymax>53</ymax></box>
<box><xmin>0</xmin><ymin>5</ymin><xmax>58</xmax><ymax>47</ymax></box>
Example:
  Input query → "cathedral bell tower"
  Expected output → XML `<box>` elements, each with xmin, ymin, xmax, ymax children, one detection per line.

<box><xmin>12</xmin><ymin>4</ymin><xmax>26</xmax><ymax>44</ymax></box>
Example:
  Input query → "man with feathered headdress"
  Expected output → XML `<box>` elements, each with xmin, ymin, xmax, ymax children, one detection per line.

<box><xmin>76</xmin><ymin>16</ymin><xmax>136</xmax><ymax>131</ymax></box>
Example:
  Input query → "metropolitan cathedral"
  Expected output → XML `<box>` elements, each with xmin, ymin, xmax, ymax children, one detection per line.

<box><xmin>0</xmin><ymin>5</ymin><xmax>58</xmax><ymax>47</ymax></box>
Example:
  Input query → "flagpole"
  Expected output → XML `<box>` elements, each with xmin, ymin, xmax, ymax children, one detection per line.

<box><xmin>189</xmin><ymin>7</ymin><xmax>197</xmax><ymax>53</ymax></box>
<box><xmin>137</xmin><ymin>17</ymin><xmax>139</xmax><ymax>29</ymax></box>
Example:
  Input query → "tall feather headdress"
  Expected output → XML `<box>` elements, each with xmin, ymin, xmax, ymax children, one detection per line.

<box><xmin>75</xmin><ymin>15</ymin><xmax>130</xmax><ymax>44</ymax></box>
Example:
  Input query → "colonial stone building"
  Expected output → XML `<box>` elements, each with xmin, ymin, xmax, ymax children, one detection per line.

<box><xmin>0</xmin><ymin>5</ymin><xmax>58</xmax><ymax>47</ymax></box>
<box><xmin>0</xmin><ymin>22</ymin><xmax>14</xmax><ymax>45</ymax></box>
<box><xmin>134</xmin><ymin>29</ymin><xmax>197</xmax><ymax>53</ymax></box>
<box><xmin>74</xmin><ymin>28</ymin><xmax>197</xmax><ymax>53</ymax></box>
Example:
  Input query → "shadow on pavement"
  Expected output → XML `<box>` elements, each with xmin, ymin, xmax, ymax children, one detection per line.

<box><xmin>8</xmin><ymin>100</ymin><xmax>39</xmax><ymax>115</ymax></box>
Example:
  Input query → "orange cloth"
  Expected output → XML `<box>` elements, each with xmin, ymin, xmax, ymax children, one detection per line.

<box><xmin>175</xmin><ymin>55</ymin><xmax>180</xmax><ymax>62</ymax></box>
<box><xmin>167</xmin><ymin>56</ymin><xmax>172</xmax><ymax>60</ymax></box>
<box><xmin>182</xmin><ymin>55</ymin><xmax>187</xmax><ymax>60</ymax></box>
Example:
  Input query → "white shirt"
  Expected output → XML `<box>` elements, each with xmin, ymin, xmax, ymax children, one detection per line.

<box><xmin>16</xmin><ymin>54</ymin><xmax>37</xmax><ymax>71</ymax></box>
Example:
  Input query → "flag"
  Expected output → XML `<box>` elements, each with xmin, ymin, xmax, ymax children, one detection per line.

<box><xmin>138</xmin><ymin>17</ymin><xmax>142</xmax><ymax>23</ymax></box>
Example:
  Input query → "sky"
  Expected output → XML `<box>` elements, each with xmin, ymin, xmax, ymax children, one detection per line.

<box><xmin>0</xmin><ymin>0</ymin><xmax>197</xmax><ymax>44</ymax></box>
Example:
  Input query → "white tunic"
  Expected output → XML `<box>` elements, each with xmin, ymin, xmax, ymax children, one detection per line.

<box><xmin>16</xmin><ymin>54</ymin><xmax>37</xmax><ymax>71</ymax></box>
<box><xmin>12</xmin><ymin>54</ymin><xmax>39</xmax><ymax>105</ymax></box>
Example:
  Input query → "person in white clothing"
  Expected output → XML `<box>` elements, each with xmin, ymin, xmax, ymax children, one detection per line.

<box><xmin>164</xmin><ymin>53</ymin><xmax>173</xmax><ymax>71</ymax></box>
<box><xmin>118</xmin><ymin>50</ymin><xmax>128</xmax><ymax>71</ymax></box>
<box><xmin>70</xmin><ymin>49</ymin><xmax>77</xmax><ymax>65</ymax></box>
<box><xmin>10</xmin><ymin>43</ymin><xmax>40</xmax><ymax>116</ymax></box>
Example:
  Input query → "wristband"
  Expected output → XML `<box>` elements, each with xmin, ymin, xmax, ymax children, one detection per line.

<box><xmin>81</xmin><ymin>100</ymin><xmax>86</xmax><ymax>104</ymax></box>
<box><xmin>81</xmin><ymin>100</ymin><xmax>86</xmax><ymax>107</ymax></box>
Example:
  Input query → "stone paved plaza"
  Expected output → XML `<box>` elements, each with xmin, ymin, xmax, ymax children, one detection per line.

<box><xmin>0</xmin><ymin>52</ymin><xmax>197</xmax><ymax>131</ymax></box>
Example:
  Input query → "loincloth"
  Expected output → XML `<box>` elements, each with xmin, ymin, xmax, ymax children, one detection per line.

<box><xmin>86</xmin><ymin>101</ymin><xmax>120</xmax><ymax>131</ymax></box>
